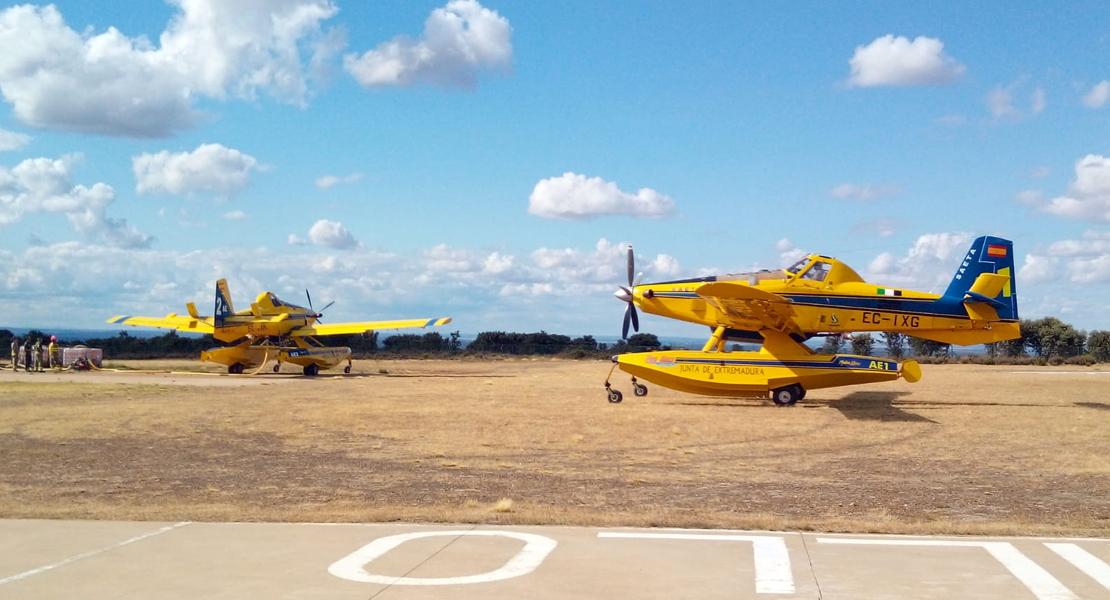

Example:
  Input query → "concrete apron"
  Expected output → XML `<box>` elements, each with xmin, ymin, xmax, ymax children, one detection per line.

<box><xmin>1</xmin><ymin>520</ymin><xmax>1108</xmax><ymax>599</ymax></box>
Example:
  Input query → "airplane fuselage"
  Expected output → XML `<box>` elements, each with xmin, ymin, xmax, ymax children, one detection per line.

<box><xmin>632</xmin><ymin>268</ymin><xmax>1019</xmax><ymax>345</ymax></box>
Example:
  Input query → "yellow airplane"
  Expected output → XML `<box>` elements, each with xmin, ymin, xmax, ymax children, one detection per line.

<box><xmin>605</xmin><ymin>235</ymin><xmax>1019</xmax><ymax>405</ymax></box>
<box><xmin>108</xmin><ymin>279</ymin><xmax>451</xmax><ymax>376</ymax></box>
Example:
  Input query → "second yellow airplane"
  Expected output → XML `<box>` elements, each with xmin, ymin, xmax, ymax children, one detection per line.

<box><xmin>108</xmin><ymin>279</ymin><xmax>451</xmax><ymax>376</ymax></box>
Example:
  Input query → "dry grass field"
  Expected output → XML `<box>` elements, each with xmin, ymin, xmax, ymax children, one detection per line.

<box><xmin>1</xmin><ymin>358</ymin><xmax>1108</xmax><ymax>536</ymax></box>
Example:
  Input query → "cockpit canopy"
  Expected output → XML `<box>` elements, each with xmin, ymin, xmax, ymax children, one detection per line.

<box><xmin>255</xmin><ymin>292</ymin><xmax>307</xmax><ymax>312</ymax></box>
<box><xmin>786</xmin><ymin>255</ymin><xmax>864</xmax><ymax>285</ymax></box>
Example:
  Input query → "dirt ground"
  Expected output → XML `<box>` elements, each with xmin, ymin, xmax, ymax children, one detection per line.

<box><xmin>1</xmin><ymin>358</ymin><xmax>1108</xmax><ymax>536</ymax></box>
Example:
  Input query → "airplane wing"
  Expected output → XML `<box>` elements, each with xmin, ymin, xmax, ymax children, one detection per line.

<box><xmin>106</xmin><ymin>314</ymin><xmax>216</xmax><ymax>334</ymax></box>
<box><xmin>289</xmin><ymin>317</ymin><xmax>452</xmax><ymax>337</ymax></box>
<box><xmin>694</xmin><ymin>282</ymin><xmax>802</xmax><ymax>335</ymax></box>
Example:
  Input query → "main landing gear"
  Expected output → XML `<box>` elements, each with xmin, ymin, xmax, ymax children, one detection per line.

<box><xmin>303</xmin><ymin>364</ymin><xmax>319</xmax><ymax>377</ymax></box>
<box><xmin>770</xmin><ymin>384</ymin><xmax>806</xmax><ymax>407</ymax></box>
<box><xmin>228</xmin><ymin>363</ymin><xmax>245</xmax><ymax>375</ymax></box>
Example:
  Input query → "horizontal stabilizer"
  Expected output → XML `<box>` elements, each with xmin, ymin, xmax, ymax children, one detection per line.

<box><xmin>963</xmin><ymin>290</ymin><xmax>1007</xmax><ymax>309</ymax></box>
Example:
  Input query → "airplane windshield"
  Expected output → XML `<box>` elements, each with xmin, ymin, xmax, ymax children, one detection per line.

<box><xmin>786</xmin><ymin>258</ymin><xmax>811</xmax><ymax>275</ymax></box>
<box><xmin>800</xmin><ymin>261</ymin><xmax>831</xmax><ymax>282</ymax></box>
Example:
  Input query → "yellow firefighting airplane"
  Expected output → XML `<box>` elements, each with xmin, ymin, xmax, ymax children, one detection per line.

<box><xmin>606</xmin><ymin>235</ymin><xmax>1019</xmax><ymax>405</ymax></box>
<box><xmin>108</xmin><ymin>279</ymin><xmax>451</xmax><ymax>376</ymax></box>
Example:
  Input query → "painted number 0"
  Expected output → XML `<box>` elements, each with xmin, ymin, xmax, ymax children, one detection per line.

<box><xmin>328</xmin><ymin>530</ymin><xmax>557</xmax><ymax>585</ymax></box>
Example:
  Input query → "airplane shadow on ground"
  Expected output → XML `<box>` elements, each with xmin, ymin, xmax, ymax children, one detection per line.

<box><xmin>823</xmin><ymin>391</ymin><xmax>938</xmax><ymax>423</ymax></box>
<box><xmin>1075</xmin><ymin>401</ymin><xmax>1110</xmax><ymax>411</ymax></box>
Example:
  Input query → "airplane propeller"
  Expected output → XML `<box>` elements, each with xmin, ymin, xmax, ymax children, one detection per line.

<box><xmin>614</xmin><ymin>245</ymin><xmax>642</xmax><ymax>339</ymax></box>
<box><xmin>306</xmin><ymin>289</ymin><xmax>335</xmax><ymax>322</ymax></box>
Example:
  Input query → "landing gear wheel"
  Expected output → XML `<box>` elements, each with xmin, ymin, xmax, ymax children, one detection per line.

<box><xmin>607</xmin><ymin>387</ymin><xmax>623</xmax><ymax>404</ymax></box>
<box><xmin>303</xmin><ymin>364</ymin><xmax>319</xmax><ymax>377</ymax></box>
<box><xmin>771</xmin><ymin>384</ymin><xmax>802</xmax><ymax>406</ymax></box>
<box><xmin>344</xmin><ymin>365</ymin><xmax>351</xmax><ymax>374</ymax></box>
<box><xmin>228</xmin><ymin>363</ymin><xmax>244</xmax><ymax>375</ymax></box>
<box><xmin>632</xmin><ymin>382</ymin><xmax>648</xmax><ymax>397</ymax></box>
<box><xmin>273</xmin><ymin>363</ymin><xmax>280</xmax><ymax>373</ymax></box>
<box><xmin>797</xmin><ymin>387</ymin><xmax>806</xmax><ymax>400</ymax></box>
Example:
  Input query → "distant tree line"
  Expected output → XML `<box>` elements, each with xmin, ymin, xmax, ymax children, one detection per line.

<box><xmin>0</xmin><ymin>329</ymin><xmax>662</xmax><ymax>361</ymax></box>
<box><xmin>829</xmin><ymin>317</ymin><xmax>1109</xmax><ymax>364</ymax></box>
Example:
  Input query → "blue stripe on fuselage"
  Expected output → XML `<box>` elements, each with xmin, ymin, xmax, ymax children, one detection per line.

<box><xmin>780</xmin><ymin>294</ymin><xmax>969</xmax><ymax>319</ymax></box>
<box><xmin>671</xmin><ymin>356</ymin><xmax>895</xmax><ymax>370</ymax></box>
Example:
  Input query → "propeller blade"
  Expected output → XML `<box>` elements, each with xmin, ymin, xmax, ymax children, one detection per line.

<box><xmin>305</xmin><ymin>289</ymin><xmax>314</xmax><ymax>312</ymax></box>
<box><xmin>319</xmin><ymin>300</ymin><xmax>335</xmax><ymax>313</ymax></box>
<box><xmin>633</xmin><ymin>272</ymin><xmax>643</xmax><ymax>287</ymax></box>
<box><xmin>630</xmin><ymin>304</ymin><xmax>639</xmax><ymax>333</ymax></box>
<box><xmin>622</xmin><ymin>305</ymin><xmax>632</xmax><ymax>339</ymax></box>
<box><xmin>627</xmin><ymin>246</ymin><xmax>635</xmax><ymax>287</ymax></box>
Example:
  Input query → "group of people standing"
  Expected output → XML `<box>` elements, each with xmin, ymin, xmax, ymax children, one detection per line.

<box><xmin>9</xmin><ymin>335</ymin><xmax>61</xmax><ymax>372</ymax></box>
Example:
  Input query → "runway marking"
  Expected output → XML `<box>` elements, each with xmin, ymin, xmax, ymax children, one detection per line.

<box><xmin>0</xmin><ymin>522</ymin><xmax>190</xmax><ymax>586</ymax></box>
<box><xmin>598</xmin><ymin>532</ymin><xmax>794</xmax><ymax>594</ymax></box>
<box><xmin>1045</xmin><ymin>543</ymin><xmax>1110</xmax><ymax>591</ymax></box>
<box><xmin>817</xmin><ymin>538</ymin><xmax>1079</xmax><ymax>600</ymax></box>
<box><xmin>1006</xmin><ymin>371</ymin><xmax>1110</xmax><ymax>375</ymax></box>
<box><xmin>328</xmin><ymin>530</ymin><xmax>557</xmax><ymax>585</ymax></box>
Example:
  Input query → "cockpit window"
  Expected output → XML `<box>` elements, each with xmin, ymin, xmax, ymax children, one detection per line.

<box><xmin>786</xmin><ymin>258</ymin><xmax>810</xmax><ymax>275</ymax></box>
<box><xmin>800</xmin><ymin>261</ymin><xmax>831</xmax><ymax>282</ymax></box>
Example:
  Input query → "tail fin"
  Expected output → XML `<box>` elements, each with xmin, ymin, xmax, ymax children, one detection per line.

<box><xmin>214</xmin><ymin>279</ymin><xmax>235</xmax><ymax>326</ymax></box>
<box><xmin>942</xmin><ymin>236</ymin><xmax>1018</xmax><ymax>321</ymax></box>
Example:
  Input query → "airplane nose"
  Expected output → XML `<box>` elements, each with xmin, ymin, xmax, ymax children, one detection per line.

<box><xmin>614</xmin><ymin>287</ymin><xmax>632</xmax><ymax>303</ymax></box>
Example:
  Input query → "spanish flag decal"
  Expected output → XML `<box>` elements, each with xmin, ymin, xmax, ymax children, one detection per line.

<box><xmin>987</xmin><ymin>244</ymin><xmax>1007</xmax><ymax>257</ymax></box>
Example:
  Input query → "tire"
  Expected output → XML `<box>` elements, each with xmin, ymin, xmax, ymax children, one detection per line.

<box><xmin>273</xmin><ymin>363</ymin><xmax>280</xmax><ymax>373</ymax></box>
<box><xmin>344</xmin><ymin>365</ymin><xmax>351</xmax><ymax>374</ymax></box>
<box><xmin>771</xmin><ymin>384</ymin><xmax>801</xmax><ymax>406</ymax></box>
<box><xmin>303</xmin><ymin>364</ymin><xmax>319</xmax><ymax>377</ymax></box>
<box><xmin>633</xmin><ymin>383</ymin><xmax>648</xmax><ymax>397</ymax></box>
<box><xmin>228</xmin><ymin>363</ymin><xmax>244</xmax><ymax>375</ymax></box>
<box><xmin>607</xmin><ymin>388</ymin><xmax>623</xmax><ymax>404</ymax></box>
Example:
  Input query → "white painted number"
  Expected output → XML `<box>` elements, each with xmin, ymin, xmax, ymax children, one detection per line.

<box><xmin>328</xmin><ymin>530</ymin><xmax>557</xmax><ymax>585</ymax></box>
<box><xmin>598</xmin><ymin>532</ymin><xmax>795</xmax><ymax>594</ymax></box>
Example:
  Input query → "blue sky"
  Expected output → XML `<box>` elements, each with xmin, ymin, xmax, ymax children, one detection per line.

<box><xmin>0</xmin><ymin>0</ymin><xmax>1107</xmax><ymax>339</ymax></box>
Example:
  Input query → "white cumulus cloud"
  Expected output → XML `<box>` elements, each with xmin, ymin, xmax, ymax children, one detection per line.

<box><xmin>133</xmin><ymin>144</ymin><xmax>261</xmax><ymax>197</ymax></box>
<box><xmin>316</xmin><ymin>172</ymin><xmax>364</xmax><ymax>189</ymax></box>
<box><xmin>846</xmin><ymin>35</ymin><xmax>965</xmax><ymax>87</ymax></box>
<box><xmin>528</xmin><ymin>172</ymin><xmax>675</xmax><ymax>221</ymax></box>
<box><xmin>344</xmin><ymin>0</ymin><xmax>512</xmax><ymax>88</ymax></box>
<box><xmin>0</xmin><ymin>128</ymin><xmax>31</xmax><ymax>151</ymax></box>
<box><xmin>0</xmin><ymin>2</ymin><xmax>340</xmax><ymax>137</ymax></box>
<box><xmin>1083</xmin><ymin>81</ymin><xmax>1110</xmax><ymax>108</ymax></box>
<box><xmin>864</xmin><ymin>232</ymin><xmax>974</xmax><ymax>292</ymax></box>
<box><xmin>829</xmin><ymin>183</ymin><xmax>902</xmax><ymax>201</ymax></box>
<box><xmin>1039</xmin><ymin>155</ymin><xmax>1110</xmax><ymax>223</ymax></box>
<box><xmin>308</xmin><ymin>219</ymin><xmax>361</xmax><ymax>250</ymax></box>
<box><xmin>987</xmin><ymin>79</ymin><xmax>1046</xmax><ymax>123</ymax></box>
<box><xmin>1020</xmin><ymin>230</ymin><xmax>1110</xmax><ymax>286</ymax></box>
<box><xmin>0</xmin><ymin>154</ymin><xmax>150</xmax><ymax>248</ymax></box>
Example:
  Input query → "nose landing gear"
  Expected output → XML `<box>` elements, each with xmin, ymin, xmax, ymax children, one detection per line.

<box><xmin>603</xmin><ymin>363</ymin><xmax>647</xmax><ymax>403</ymax></box>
